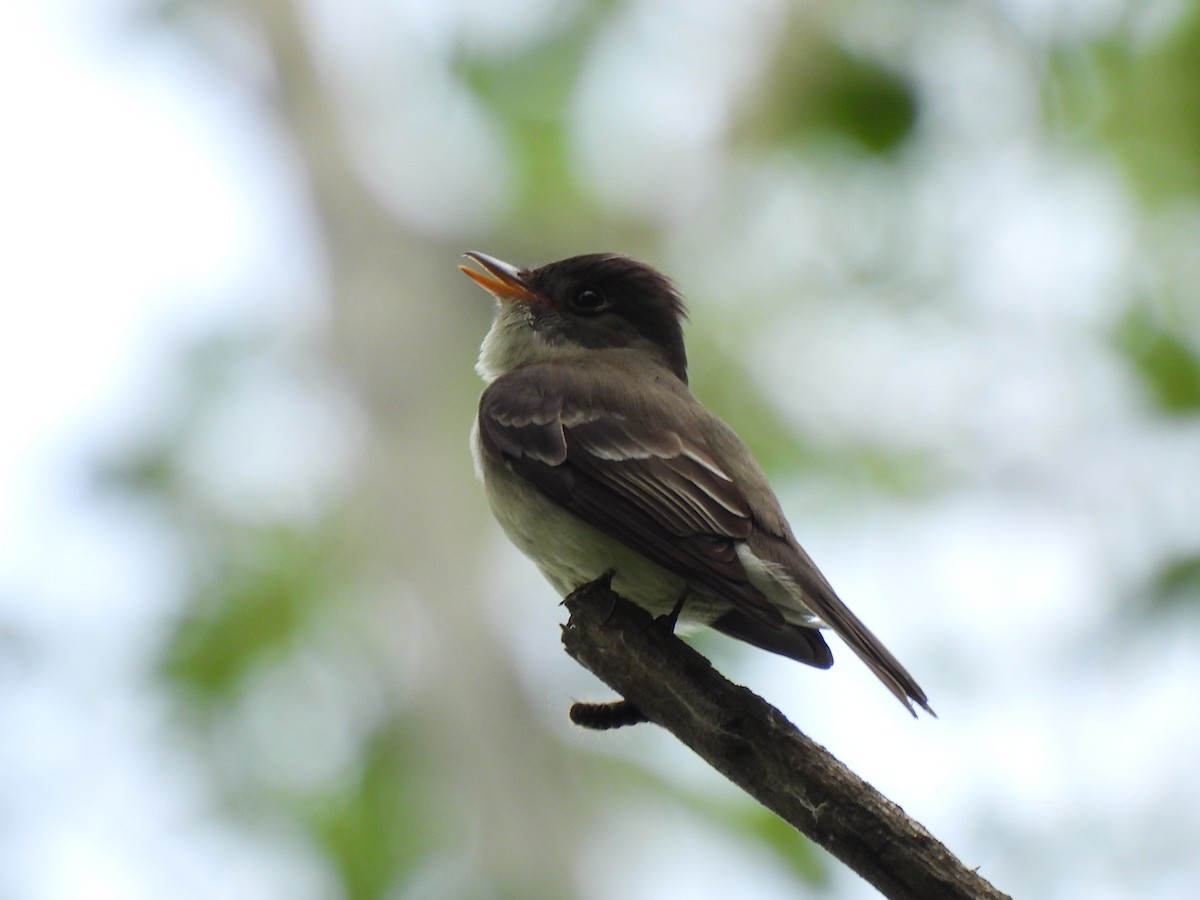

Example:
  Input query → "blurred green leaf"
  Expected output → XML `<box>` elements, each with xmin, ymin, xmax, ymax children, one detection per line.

<box><xmin>734</xmin><ymin>804</ymin><xmax>830</xmax><ymax>888</ymax></box>
<box><xmin>163</xmin><ymin>525</ymin><xmax>335</xmax><ymax>701</ymax></box>
<box><xmin>457</xmin><ymin>12</ymin><xmax>601</xmax><ymax>223</ymax></box>
<box><xmin>742</xmin><ymin>36</ymin><xmax>917</xmax><ymax>156</ymax></box>
<box><xmin>305</xmin><ymin>722</ymin><xmax>435</xmax><ymax>900</ymax></box>
<box><xmin>1148</xmin><ymin>554</ymin><xmax>1200</xmax><ymax>614</ymax></box>
<box><xmin>1116</xmin><ymin>304</ymin><xmax>1200</xmax><ymax>415</ymax></box>
<box><xmin>1050</xmin><ymin>7</ymin><xmax>1200</xmax><ymax>204</ymax></box>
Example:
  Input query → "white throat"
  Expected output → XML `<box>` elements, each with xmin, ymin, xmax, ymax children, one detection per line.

<box><xmin>476</xmin><ymin>304</ymin><xmax>574</xmax><ymax>383</ymax></box>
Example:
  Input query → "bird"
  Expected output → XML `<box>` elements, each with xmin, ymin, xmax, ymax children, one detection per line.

<box><xmin>460</xmin><ymin>251</ymin><xmax>932</xmax><ymax>717</ymax></box>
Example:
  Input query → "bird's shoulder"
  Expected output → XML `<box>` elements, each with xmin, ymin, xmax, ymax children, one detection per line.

<box><xmin>479</xmin><ymin>355</ymin><xmax>697</xmax><ymax>432</ymax></box>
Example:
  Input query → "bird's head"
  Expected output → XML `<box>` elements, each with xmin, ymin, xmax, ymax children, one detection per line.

<box><xmin>461</xmin><ymin>252</ymin><xmax>689</xmax><ymax>384</ymax></box>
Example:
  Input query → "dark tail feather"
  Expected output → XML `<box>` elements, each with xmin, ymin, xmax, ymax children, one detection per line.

<box><xmin>820</xmin><ymin>602</ymin><xmax>935</xmax><ymax>718</ymax></box>
<box><xmin>716</xmin><ymin>593</ymin><xmax>934</xmax><ymax>717</ymax></box>
<box><xmin>765</xmin><ymin>539</ymin><xmax>935</xmax><ymax>717</ymax></box>
<box><xmin>714</xmin><ymin>607</ymin><xmax>933</xmax><ymax>717</ymax></box>
<box><xmin>854</xmin><ymin>637</ymin><xmax>935</xmax><ymax>718</ymax></box>
<box><xmin>712</xmin><ymin>611</ymin><xmax>834</xmax><ymax>669</ymax></box>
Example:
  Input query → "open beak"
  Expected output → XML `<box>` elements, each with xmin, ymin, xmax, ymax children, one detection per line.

<box><xmin>459</xmin><ymin>252</ymin><xmax>540</xmax><ymax>304</ymax></box>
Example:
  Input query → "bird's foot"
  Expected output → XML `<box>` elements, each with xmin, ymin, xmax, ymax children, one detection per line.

<box><xmin>652</xmin><ymin>591</ymin><xmax>688</xmax><ymax>633</ymax></box>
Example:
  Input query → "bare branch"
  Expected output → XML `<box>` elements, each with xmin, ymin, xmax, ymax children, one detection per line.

<box><xmin>560</xmin><ymin>579</ymin><xmax>1010</xmax><ymax>900</ymax></box>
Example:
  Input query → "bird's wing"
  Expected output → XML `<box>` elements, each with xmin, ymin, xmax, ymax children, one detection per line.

<box><xmin>481</xmin><ymin>365</ymin><xmax>932</xmax><ymax>715</ymax></box>
<box><xmin>477</xmin><ymin>365</ymin><xmax>787</xmax><ymax>627</ymax></box>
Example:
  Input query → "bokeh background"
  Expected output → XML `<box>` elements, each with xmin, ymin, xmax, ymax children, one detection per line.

<box><xmin>4</xmin><ymin>0</ymin><xmax>1200</xmax><ymax>897</ymax></box>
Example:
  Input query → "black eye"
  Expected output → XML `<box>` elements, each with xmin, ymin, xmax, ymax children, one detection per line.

<box><xmin>570</xmin><ymin>288</ymin><xmax>608</xmax><ymax>315</ymax></box>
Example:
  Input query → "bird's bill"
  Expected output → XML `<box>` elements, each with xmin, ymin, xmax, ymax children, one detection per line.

<box><xmin>460</xmin><ymin>252</ymin><xmax>541</xmax><ymax>304</ymax></box>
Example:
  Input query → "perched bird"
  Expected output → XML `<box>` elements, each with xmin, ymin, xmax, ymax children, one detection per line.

<box><xmin>461</xmin><ymin>251</ymin><xmax>932</xmax><ymax>717</ymax></box>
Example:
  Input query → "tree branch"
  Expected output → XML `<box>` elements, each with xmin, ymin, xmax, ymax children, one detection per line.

<box><xmin>560</xmin><ymin>579</ymin><xmax>1010</xmax><ymax>900</ymax></box>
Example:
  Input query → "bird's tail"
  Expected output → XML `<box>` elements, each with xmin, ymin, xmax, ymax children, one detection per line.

<box><xmin>766</xmin><ymin>539</ymin><xmax>935</xmax><ymax>717</ymax></box>
<box><xmin>822</xmin><ymin>599</ymin><xmax>935</xmax><ymax>718</ymax></box>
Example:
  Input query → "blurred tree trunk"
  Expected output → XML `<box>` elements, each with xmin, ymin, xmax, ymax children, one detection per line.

<box><xmin>249</xmin><ymin>0</ymin><xmax>584</xmax><ymax>893</ymax></box>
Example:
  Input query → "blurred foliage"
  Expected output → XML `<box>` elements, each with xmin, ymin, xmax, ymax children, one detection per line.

<box><xmin>100</xmin><ymin>329</ymin><xmax>449</xmax><ymax>898</ymax></box>
<box><xmin>686</xmin><ymin>331</ymin><xmax>822</xmax><ymax>475</ymax></box>
<box><xmin>97</xmin><ymin>332</ymin><xmax>342</xmax><ymax>703</ymax></box>
<box><xmin>162</xmin><ymin>525</ymin><xmax>336</xmax><ymax>702</ymax></box>
<box><xmin>457</xmin><ymin>12</ymin><xmax>600</xmax><ymax>228</ymax></box>
<box><xmin>689</xmin><ymin>331</ymin><xmax>934</xmax><ymax>494</ymax></box>
<box><xmin>106</xmin><ymin>0</ymin><xmax>1200</xmax><ymax>898</ymax></box>
<box><xmin>1051</xmin><ymin>4</ymin><xmax>1200</xmax><ymax>205</ymax></box>
<box><xmin>742</xmin><ymin>35</ymin><xmax>917</xmax><ymax>156</ymax></box>
<box><xmin>1147</xmin><ymin>554</ymin><xmax>1200</xmax><ymax>614</ymax></box>
<box><xmin>304</xmin><ymin>723</ymin><xmax>436</xmax><ymax>900</ymax></box>
<box><xmin>577</xmin><ymin>747</ymin><xmax>830</xmax><ymax>890</ymax></box>
<box><xmin>734</xmin><ymin>804</ymin><xmax>830</xmax><ymax>888</ymax></box>
<box><xmin>1116</xmin><ymin>304</ymin><xmax>1200</xmax><ymax>415</ymax></box>
<box><xmin>100</xmin><ymin>332</ymin><xmax>268</xmax><ymax>497</ymax></box>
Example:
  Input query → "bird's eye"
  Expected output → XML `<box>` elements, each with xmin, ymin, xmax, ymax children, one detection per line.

<box><xmin>570</xmin><ymin>288</ymin><xmax>608</xmax><ymax>315</ymax></box>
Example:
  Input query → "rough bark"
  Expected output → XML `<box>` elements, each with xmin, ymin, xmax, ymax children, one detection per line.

<box><xmin>561</xmin><ymin>579</ymin><xmax>1010</xmax><ymax>900</ymax></box>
